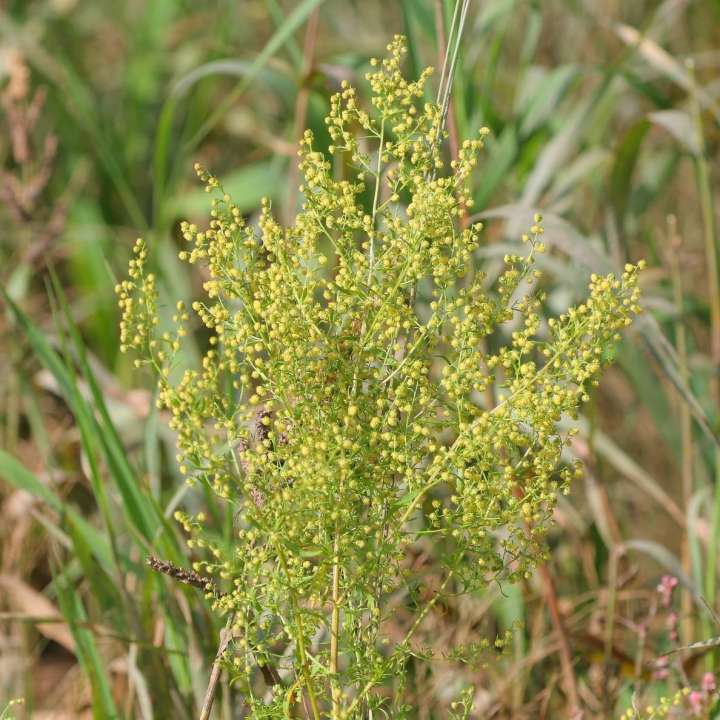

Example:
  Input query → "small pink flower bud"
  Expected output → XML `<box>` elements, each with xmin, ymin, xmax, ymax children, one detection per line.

<box><xmin>702</xmin><ymin>672</ymin><xmax>716</xmax><ymax>693</ymax></box>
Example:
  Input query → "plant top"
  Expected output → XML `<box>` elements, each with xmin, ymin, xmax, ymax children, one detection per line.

<box><xmin>117</xmin><ymin>35</ymin><xmax>643</xmax><ymax>717</ymax></box>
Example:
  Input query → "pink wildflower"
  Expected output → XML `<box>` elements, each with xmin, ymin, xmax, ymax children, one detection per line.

<box><xmin>653</xmin><ymin>655</ymin><xmax>669</xmax><ymax>681</ymax></box>
<box><xmin>657</xmin><ymin>575</ymin><xmax>678</xmax><ymax>608</ymax></box>
<box><xmin>702</xmin><ymin>671</ymin><xmax>716</xmax><ymax>694</ymax></box>
<box><xmin>688</xmin><ymin>690</ymin><xmax>704</xmax><ymax>716</ymax></box>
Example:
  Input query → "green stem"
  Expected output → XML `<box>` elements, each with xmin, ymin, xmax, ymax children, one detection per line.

<box><xmin>276</xmin><ymin>545</ymin><xmax>321</xmax><ymax>720</ymax></box>
<box><xmin>604</xmin><ymin>547</ymin><xmax>619</xmax><ymax>673</ymax></box>
<box><xmin>690</xmin><ymin>60</ymin><xmax>720</xmax><ymax>671</ymax></box>
<box><xmin>368</xmin><ymin>119</ymin><xmax>385</xmax><ymax>283</ymax></box>
<box><xmin>344</xmin><ymin>570</ymin><xmax>455</xmax><ymax>717</ymax></box>
<box><xmin>329</xmin><ymin>525</ymin><xmax>342</xmax><ymax>718</ymax></box>
<box><xmin>668</xmin><ymin>216</ymin><xmax>695</xmax><ymax>645</ymax></box>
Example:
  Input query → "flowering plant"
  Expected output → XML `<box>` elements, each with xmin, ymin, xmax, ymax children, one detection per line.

<box><xmin>117</xmin><ymin>36</ymin><xmax>642</xmax><ymax>718</ymax></box>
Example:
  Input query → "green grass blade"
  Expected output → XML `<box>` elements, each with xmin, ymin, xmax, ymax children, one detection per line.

<box><xmin>54</xmin><ymin>568</ymin><xmax>119</xmax><ymax>719</ymax></box>
<box><xmin>400</xmin><ymin>0</ymin><xmax>427</xmax><ymax>88</ymax></box>
<box><xmin>49</xmin><ymin>278</ymin><xmax>156</xmax><ymax>531</ymax></box>
<box><xmin>0</xmin><ymin>452</ymin><xmax>117</xmax><ymax>574</ymax></box>
<box><xmin>0</xmin><ymin>448</ymin><xmax>62</xmax><ymax>513</ymax></box>
<box><xmin>49</xmin><ymin>276</ymin><xmax>186</xmax><ymax>562</ymax></box>
<box><xmin>152</xmin><ymin>95</ymin><xmax>178</xmax><ymax>230</ymax></box>
<box><xmin>3</xmin><ymin>289</ymin><xmax>158</xmax><ymax>547</ymax></box>
<box><xmin>609</xmin><ymin>119</ymin><xmax>650</xmax><ymax>233</ymax></box>
<box><xmin>182</xmin><ymin>0</ymin><xmax>328</xmax><ymax>154</ymax></box>
<box><xmin>265</xmin><ymin>0</ymin><xmax>303</xmax><ymax>66</ymax></box>
<box><xmin>164</xmin><ymin>609</ymin><xmax>193</xmax><ymax>696</ymax></box>
<box><xmin>517</xmin><ymin>64</ymin><xmax>578</xmax><ymax>138</ymax></box>
<box><xmin>66</xmin><ymin>515</ymin><xmax>125</xmax><ymax>617</ymax></box>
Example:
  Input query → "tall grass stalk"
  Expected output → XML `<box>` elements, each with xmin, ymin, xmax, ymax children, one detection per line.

<box><xmin>689</xmin><ymin>59</ymin><xmax>720</xmax><ymax>670</ymax></box>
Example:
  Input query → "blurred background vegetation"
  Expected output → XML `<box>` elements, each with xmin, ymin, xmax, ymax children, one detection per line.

<box><xmin>0</xmin><ymin>0</ymin><xmax>719</xmax><ymax>717</ymax></box>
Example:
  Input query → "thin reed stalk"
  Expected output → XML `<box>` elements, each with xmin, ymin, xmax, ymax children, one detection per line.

<box><xmin>689</xmin><ymin>59</ymin><xmax>720</xmax><ymax>670</ymax></box>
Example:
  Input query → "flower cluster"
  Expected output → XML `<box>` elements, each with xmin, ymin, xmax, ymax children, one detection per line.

<box><xmin>620</xmin><ymin>689</ymin><xmax>691</xmax><ymax>720</ymax></box>
<box><xmin>118</xmin><ymin>35</ymin><xmax>642</xmax><ymax>717</ymax></box>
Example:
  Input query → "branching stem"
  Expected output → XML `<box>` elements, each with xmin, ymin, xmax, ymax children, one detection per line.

<box><xmin>330</xmin><ymin>523</ymin><xmax>342</xmax><ymax>718</ymax></box>
<box><xmin>276</xmin><ymin>545</ymin><xmax>321</xmax><ymax>720</ymax></box>
<box><xmin>368</xmin><ymin>119</ymin><xmax>385</xmax><ymax>283</ymax></box>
